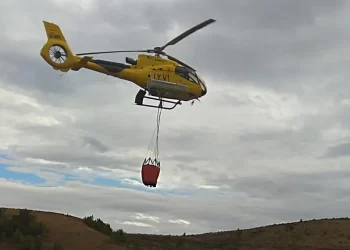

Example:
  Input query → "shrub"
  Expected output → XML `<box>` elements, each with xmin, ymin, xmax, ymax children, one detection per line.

<box><xmin>83</xmin><ymin>215</ymin><xmax>127</xmax><ymax>244</ymax></box>
<box><xmin>0</xmin><ymin>208</ymin><xmax>49</xmax><ymax>250</ymax></box>
<box><xmin>83</xmin><ymin>215</ymin><xmax>113</xmax><ymax>236</ymax></box>
<box><xmin>111</xmin><ymin>229</ymin><xmax>127</xmax><ymax>243</ymax></box>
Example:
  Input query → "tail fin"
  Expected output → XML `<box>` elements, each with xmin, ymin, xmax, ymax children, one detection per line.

<box><xmin>40</xmin><ymin>21</ymin><xmax>78</xmax><ymax>72</ymax></box>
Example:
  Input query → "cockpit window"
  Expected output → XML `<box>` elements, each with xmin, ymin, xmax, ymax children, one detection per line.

<box><xmin>175</xmin><ymin>66</ymin><xmax>199</xmax><ymax>84</ymax></box>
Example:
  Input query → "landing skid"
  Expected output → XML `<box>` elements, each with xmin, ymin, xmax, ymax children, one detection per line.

<box><xmin>134</xmin><ymin>89</ymin><xmax>182</xmax><ymax>110</ymax></box>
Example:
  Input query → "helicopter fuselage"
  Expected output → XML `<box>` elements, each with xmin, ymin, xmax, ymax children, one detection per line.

<box><xmin>39</xmin><ymin>20</ymin><xmax>209</xmax><ymax>106</ymax></box>
<box><xmin>69</xmin><ymin>54</ymin><xmax>207</xmax><ymax>101</ymax></box>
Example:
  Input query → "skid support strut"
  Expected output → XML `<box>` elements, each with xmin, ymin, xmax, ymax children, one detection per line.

<box><xmin>134</xmin><ymin>89</ymin><xmax>182</xmax><ymax>110</ymax></box>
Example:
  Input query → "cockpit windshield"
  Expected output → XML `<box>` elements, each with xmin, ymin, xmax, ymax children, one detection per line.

<box><xmin>197</xmin><ymin>75</ymin><xmax>206</xmax><ymax>86</ymax></box>
<box><xmin>188</xmin><ymin>72</ymin><xmax>199</xmax><ymax>84</ymax></box>
<box><xmin>175</xmin><ymin>66</ymin><xmax>200</xmax><ymax>84</ymax></box>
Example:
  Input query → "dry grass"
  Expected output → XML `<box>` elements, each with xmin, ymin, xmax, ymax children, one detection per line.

<box><xmin>2</xmin><ymin>208</ymin><xmax>350</xmax><ymax>249</ymax></box>
<box><xmin>118</xmin><ymin>218</ymin><xmax>350</xmax><ymax>249</ymax></box>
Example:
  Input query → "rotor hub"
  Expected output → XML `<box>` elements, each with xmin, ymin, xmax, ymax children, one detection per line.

<box><xmin>153</xmin><ymin>47</ymin><xmax>162</xmax><ymax>53</ymax></box>
<box><xmin>54</xmin><ymin>51</ymin><xmax>62</xmax><ymax>59</ymax></box>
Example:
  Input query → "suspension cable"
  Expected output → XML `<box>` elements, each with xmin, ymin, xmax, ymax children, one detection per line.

<box><xmin>144</xmin><ymin>97</ymin><xmax>163</xmax><ymax>165</ymax></box>
<box><xmin>155</xmin><ymin>102</ymin><xmax>163</xmax><ymax>161</ymax></box>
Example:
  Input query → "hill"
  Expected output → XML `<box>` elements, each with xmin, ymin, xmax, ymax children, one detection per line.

<box><xmin>0</xmin><ymin>208</ymin><xmax>126</xmax><ymax>250</ymax></box>
<box><xmin>1</xmin><ymin>207</ymin><xmax>350</xmax><ymax>250</ymax></box>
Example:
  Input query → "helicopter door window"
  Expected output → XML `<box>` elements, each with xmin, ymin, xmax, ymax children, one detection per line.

<box><xmin>175</xmin><ymin>66</ymin><xmax>189</xmax><ymax>80</ymax></box>
<box><xmin>177</xmin><ymin>72</ymin><xmax>186</xmax><ymax>78</ymax></box>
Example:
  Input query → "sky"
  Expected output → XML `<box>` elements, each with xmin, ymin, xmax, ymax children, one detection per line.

<box><xmin>1</xmin><ymin>0</ymin><xmax>350</xmax><ymax>235</ymax></box>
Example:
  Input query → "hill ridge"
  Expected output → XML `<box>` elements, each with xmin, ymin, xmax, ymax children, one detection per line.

<box><xmin>2</xmin><ymin>207</ymin><xmax>350</xmax><ymax>250</ymax></box>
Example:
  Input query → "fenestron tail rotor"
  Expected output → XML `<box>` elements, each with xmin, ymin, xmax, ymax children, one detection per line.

<box><xmin>49</xmin><ymin>45</ymin><xmax>67</xmax><ymax>64</ymax></box>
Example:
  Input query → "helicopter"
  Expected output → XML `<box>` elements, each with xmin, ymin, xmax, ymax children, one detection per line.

<box><xmin>40</xmin><ymin>18</ymin><xmax>216</xmax><ymax>110</ymax></box>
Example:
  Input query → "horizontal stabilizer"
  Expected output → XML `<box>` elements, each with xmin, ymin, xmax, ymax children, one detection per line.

<box><xmin>71</xmin><ymin>56</ymin><xmax>94</xmax><ymax>71</ymax></box>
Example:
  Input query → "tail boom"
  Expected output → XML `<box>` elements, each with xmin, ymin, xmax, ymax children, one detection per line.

<box><xmin>40</xmin><ymin>21</ymin><xmax>139</xmax><ymax>84</ymax></box>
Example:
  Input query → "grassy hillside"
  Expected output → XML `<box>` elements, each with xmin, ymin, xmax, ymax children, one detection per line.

<box><xmin>1</xmin><ymin>207</ymin><xmax>350</xmax><ymax>250</ymax></box>
<box><xmin>0</xmin><ymin>208</ymin><xmax>125</xmax><ymax>250</ymax></box>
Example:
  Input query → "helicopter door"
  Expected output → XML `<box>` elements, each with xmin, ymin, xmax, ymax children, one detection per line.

<box><xmin>149</xmin><ymin>68</ymin><xmax>171</xmax><ymax>82</ymax></box>
<box><xmin>147</xmin><ymin>68</ymin><xmax>188</xmax><ymax>96</ymax></box>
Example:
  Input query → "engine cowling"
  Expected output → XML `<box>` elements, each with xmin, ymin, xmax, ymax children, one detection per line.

<box><xmin>125</xmin><ymin>57</ymin><xmax>137</xmax><ymax>65</ymax></box>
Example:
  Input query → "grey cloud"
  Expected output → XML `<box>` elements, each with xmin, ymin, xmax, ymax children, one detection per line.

<box><xmin>227</xmin><ymin>170</ymin><xmax>350</xmax><ymax>223</ymax></box>
<box><xmin>8</xmin><ymin>145</ymin><xmax>141</xmax><ymax>172</ymax></box>
<box><xmin>0</xmin><ymin>179</ymin><xmax>233</xmax><ymax>234</ymax></box>
<box><xmin>1</xmin><ymin>51</ymin><xmax>76</xmax><ymax>95</ymax></box>
<box><xmin>2</xmin><ymin>177</ymin><xmax>350</xmax><ymax>235</ymax></box>
<box><xmin>238</xmin><ymin>126</ymin><xmax>322</xmax><ymax>158</ymax></box>
<box><xmin>82</xmin><ymin>136</ymin><xmax>109</xmax><ymax>153</ymax></box>
<box><xmin>0</xmin><ymin>179</ymin><xmax>257</xmax><ymax>233</ymax></box>
<box><xmin>95</xmin><ymin>1</ymin><xmax>176</xmax><ymax>35</ymax></box>
<box><xmin>330</xmin><ymin>106</ymin><xmax>350</xmax><ymax>128</ymax></box>
<box><xmin>170</xmin><ymin>0</ymin><xmax>346</xmax><ymax>31</ymax></box>
<box><xmin>323</xmin><ymin>142</ymin><xmax>350</xmax><ymax>158</ymax></box>
<box><xmin>163</xmin><ymin>154</ymin><xmax>204</xmax><ymax>164</ymax></box>
<box><xmin>156</xmin><ymin>0</ymin><xmax>350</xmax><ymax>92</ymax></box>
<box><xmin>235</xmin><ymin>169</ymin><xmax>350</xmax><ymax>201</ymax></box>
<box><xmin>235</xmin><ymin>174</ymin><xmax>320</xmax><ymax>199</ymax></box>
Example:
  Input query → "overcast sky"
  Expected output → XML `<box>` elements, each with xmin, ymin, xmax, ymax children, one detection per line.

<box><xmin>1</xmin><ymin>0</ymin><xmax>350</xmax><ymax>235</ymax></box>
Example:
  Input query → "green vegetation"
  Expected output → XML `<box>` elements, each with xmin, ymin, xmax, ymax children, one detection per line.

<box><xmin>0</xmin><ymin>208</ymin><xmax>63</xmax><ymax>250</ymax></box>
<box><xmin>82</xmin><ymin>215</ymin><xmax>127</xmax><ymax>243</ymax></box>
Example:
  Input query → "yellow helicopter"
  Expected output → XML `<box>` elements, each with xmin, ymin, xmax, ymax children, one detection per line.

<box><xmin>40</xmin><ymin>19</ymin><xmax>216</xmax><ymax>110</ymax></box>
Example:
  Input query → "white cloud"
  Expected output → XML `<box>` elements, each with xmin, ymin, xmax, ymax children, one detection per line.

<box><xmin>122</xmin><ymin>221</ymin><xmax>153</xmax><ymax>228</ymax></box>
<box><xmin>132</xmin><ymin>213</ymin><xmax>161</xmax><ymax>223</ymax></box>
<box><xmin>168</xmin><ymin>219</ymin><xmax>190</xmax><ymax>225</ymax></box>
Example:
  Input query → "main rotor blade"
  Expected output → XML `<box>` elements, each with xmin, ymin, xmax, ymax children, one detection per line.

<box><xmin>160</xmin><ymin>18</ymin><xmax>216</xmax><ymax>51</ymax></box>
<box><xmin>76</xmin><ymin>49</ymin><xmax>151</xmax><ymax>56</ymax></box>
<box><xmin>167</xmin><ymin>54</ymin><xmax>195</xmax><ymax>72</ymax></box>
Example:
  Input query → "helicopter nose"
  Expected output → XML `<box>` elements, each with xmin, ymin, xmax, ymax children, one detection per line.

<box><xmin>201</xmin><ymin>82</ymin><xmax>207</xmax><ymax>96</ymax></box>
